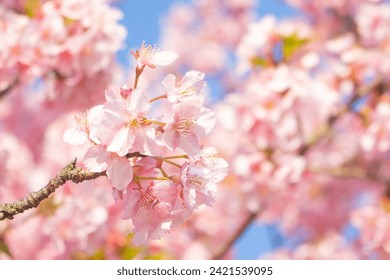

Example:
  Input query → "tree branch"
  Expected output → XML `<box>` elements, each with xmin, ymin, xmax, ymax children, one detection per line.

<box><xmin>211</xmin><ymin>211</ymin><xmax>259</xmax><ymax>259</ymax></box>
<box><xmin>0</xmin><ymin>78</ymin><xmax>19</xmax><ymax>100</ymax></box>
<box><xmin>0</xmin><ymin>158</ymin><xmax>106</xmax><ymax>221</ymax></box>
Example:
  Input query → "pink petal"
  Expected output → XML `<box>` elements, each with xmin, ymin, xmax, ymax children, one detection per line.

<box><xmin>121</xmin><ymin>188</ymin><xmax>140</xmax><ymax>219</ymax></box>
<box><xmin>184</xmin><ymin>188</ymin><xmax>197</xmax><ymax>209</ymax></box>
<box><xmin>179</xmin><ymin>134</ymin><xmax>200</xmax><ymax>159</ymax></box>
<box><xmin>132</xmin><ymin>229</ymin><xmax>148</xmax><ymax>246</ymax></box>
<box><xmin>125</xmin><ymin>88</ymin><xmax>150</xmax><ymax>114</ymax></box>
<box><xmin>162</xmin><ymin>74</ymin><xmax>178</xmax><ymax>102</ymax></box>
<box><xmin>197</xmin><ymin>107</ymin><xmax>216</xmax><ymax>136</ymax></box>
<box><xmin>106</xmin><ymin>156</ymin><xmax>133</xmax><ymax>190</ymax></box>
<box><xmin>102</xmin><ymin>101</ymin><xmax>125</xmax><ymax>128</ymax></box>
<box><xmin>149</xmin><ymin>221</ymin><xmax>172</xmax><ymax>240</ymax></box>
<box><xmin>104</xmin><ymin>88</ymin><xmax>118</xmax><ymax>102</ymax></box>
<box><xmin>162</xmin><ymin>128</ymin><xmax>178</xmax><ymax>151</ymax></box>
<box><xmin>107</xmin><ymin>127</ymin><xmax>133</xmax><ymax>157</ymax></box>
<box><xmin>83</xmin><ymin>145</ymin><xmax>109</xmax><ymax>172</ymax></box>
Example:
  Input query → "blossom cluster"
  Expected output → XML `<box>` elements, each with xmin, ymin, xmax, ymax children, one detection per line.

<box><xmin>64</xmin><ymin>42</ymin><xmax>227</xmax><ymax>245</ymax></box>
<box><xmin>0</xmin><ymin>0</ymin><xmax>126</xmax><ymax>105</ymax></box>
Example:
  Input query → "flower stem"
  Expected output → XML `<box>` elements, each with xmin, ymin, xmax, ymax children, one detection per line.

<box><xmin>162</xmin><ymin>159</ymin><xmax>182</xmax><ymax>168</ymax></box>
<box><xmin>163</xmin><ymin>155</ymin><xmax>189</xmax><ymax>160</ymax></box>
<box><xmin>133</xmin><ymin>65</ymin><xmax>145</xmax><ymax>89</ymax></box>
<box><xmin>150</xmin><ymin>120</ymin><xmax>167</xmax><ymax>127</ymax></box>
<box><xmin>149</xmin><ymin>94</ymin><xmax>167</xmax><ymax>103</ymax></box>
<box><xmin>159</xmin><ymin>167</ymin><xmax>168</xmax><ymax>177</ymax></box>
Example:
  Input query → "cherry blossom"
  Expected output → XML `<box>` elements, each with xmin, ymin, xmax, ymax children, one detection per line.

<box><xmin>120</xmin><ymin>181</ymin><xmax>178</xmax><ymax>245</ymax></box>
<box><xmin>163</xmin><ymin>100</ymin><xmax>216</xmax><ymax>158</ymax></box>
<box><xmin>162</xmin><ymin>70</ymin><xmax>207</xmax><ymax>103</ymax></box>
<box><xmin>100</xmin><ymin>88</ymin><xmax>158</xmax><ymax>156</ymax></box>
<box><xmin>131</xmin><ymin>41</ymin><xmax>178</xmax><ymax>69</ymax></box>
<box><xmin>83</xmin><ymin>145</ymin><xmax>133</xmax><ymax>190</ymax></box>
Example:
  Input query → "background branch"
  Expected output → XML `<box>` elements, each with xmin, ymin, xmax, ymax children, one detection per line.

<box><xmin>211</xmin><ymin>211</ymin><xmax>259</xmax><ymax>260</ymax></box>
<box><xmin>0</xmin><ymin>78</ymin><xmax>19</xmax><ymax>100</ymax></box>
<box><xmin>0</xmin><ymin>158</ymin><xmax>106</xmax><ymax>221</ymax></box>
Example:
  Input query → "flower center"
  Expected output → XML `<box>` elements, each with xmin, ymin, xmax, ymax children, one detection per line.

<box><xmin>187</xmin><ymin>174</ymin><xmax>203</xmax><ymax>189</ymax></box>
<box><xmin>140</xmin><ymin>44</ymin><xmax>157</xmax><ymax>63</ymax></box>
<box><xmin>181</xmin><ymin>85</ymin><xmax>197</xmax><ymax>96</ymax></box>
<box><xmin>75</xmin><ymin>112</ymin><xmax>88</xmax><ymax>132</ymax></box>
<box><xmin>140</xmin><ymin>192</ymin><xmax>158</xmax><ymax>209</ymax></box>
<box><xmin>175</xmin><ymin>115</ymin><xmax>196</xmax><ymax>136</ymax></box>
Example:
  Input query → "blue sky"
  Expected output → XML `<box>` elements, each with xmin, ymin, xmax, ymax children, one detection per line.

<box><xmin>114</xmin><ymin>0</ymin><xmax>298</xmax><ymax>67</ymax></box>
<box><xmin>113</xmin><ymin>0</ymin><xmax>298</xmax><ymax>260</ymax></box>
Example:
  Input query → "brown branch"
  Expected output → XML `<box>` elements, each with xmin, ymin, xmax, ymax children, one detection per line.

<box><xmin>0</xmin><ymin>78</ymin><xmax>19</xmax><ymax>99</ymax></box>
<box><xmin>211</xmin><ymin>211</ymin><xmax>259</xmax><ymax>260</ymax></box>
<box><xmin>125</xmin><ymin>151</ymin><xmax>148</xmax><ymax>159</ymax></box>
<box><xmin>0</xmin><ymin>158</ymin><xmax>106</xmax><ymax>221</ymax></box>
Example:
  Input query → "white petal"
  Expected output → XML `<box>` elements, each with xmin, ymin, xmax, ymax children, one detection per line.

<box><xmin>63</xmin><ymin>128</ymin><xmax>87</xmax><ymax>145</ymax></box>
<box><xmin>151</xmin><ymin>51</ymin><xmax>178</xmax><ymax>66</ymax></box>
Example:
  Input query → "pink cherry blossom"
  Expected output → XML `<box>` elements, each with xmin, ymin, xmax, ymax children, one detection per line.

<box><xmin>351</xmin><ymin>205</ymin><xmax>390</xmax><ymax>255</ymax></box>
<box><xmin>163</xmin><ymin>100</ymin><xmax>216</xmax><ymax>158</ymax></box>
<box><xmin>131</xmin><ymin>41</ymin><xmax>178</xmax><ymax>69</ymax></box>
<box><xmin>119</xmin><ymin>181</ymin><xmax>179</xmax><ymax>245</ymax></box>
<box><xmin>180</xmin><ymin>149</ymin><xmax>227</xmax><ymax>210</ymax></box>
<box><xmin>97</xmin><ymin>87</ymin><xmax>159</xmax><ymax>157</ymax></box>
<box><xmin>360</xmin><ymin>101</ymin><xmax>390</xmax><ymax>154</ymax></box>
<box><xmin>83</xmin><ymin>145</ymin><xmax>133</xmax><ymax>190</ymax></box>
<box><xmin>180</xmin><ymin>162</ymin><xmax>217</xmax><ymax>209</ymax></box>
<box><xmin>62</xmin><ymin>105</ymin><xmax>103</xmax><ymax>145</ymax></box>
<box><xmin>162</xmin><ymin>70</ymin><xmax>207</xmax><ymax>102</ymax></box>
<box><xmin>198</xmin><ymin>147</ymin><xmax>229</xmax><ymax>183</ymax></box>
<box><xmin>355</xmin><ymin>2</ymin><xmax>390</xmax><ymax>46</ymax></box>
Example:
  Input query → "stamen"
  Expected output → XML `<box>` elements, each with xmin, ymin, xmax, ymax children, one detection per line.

<box><xmin>75</xmin><ymin>112</ymin><xmax>88</xmax><ymax>131</ymax></box>
<box><xmin>188</xmin><ymin>174</ymin><xmax>203</xmax><ymax>189</ymax></box>
<box><xmin>175</xmin><ymin>115</ymin><xmax>196</xmax><ymax>136</ymax></box>
<box><xmin>141</xmin><ymin>192</ymin><xmax>159</xmax><ymax>209</ymax></box>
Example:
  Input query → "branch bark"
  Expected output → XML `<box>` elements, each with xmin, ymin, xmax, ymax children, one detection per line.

<box><xmin>0</xmin><ymin>158</ymin><xmax>105</xmax><ymax>221</ymax></box>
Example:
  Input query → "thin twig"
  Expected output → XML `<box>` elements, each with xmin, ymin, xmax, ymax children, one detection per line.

<box><xmin>0</xmin><ymin>158</ymin><xmax>106</xmax><ymax>221</ymax></box>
